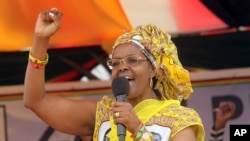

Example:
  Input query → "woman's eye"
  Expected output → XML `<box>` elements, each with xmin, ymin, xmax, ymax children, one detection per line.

<box><xmin>127</xmin><ymin>57</ymin><xmax>137</xmax><ymax>64</ymax></box>
<box><xmin>112</xmin><ymin>61</ymin><xmax>120</xmax><ymax>66</ymax></box>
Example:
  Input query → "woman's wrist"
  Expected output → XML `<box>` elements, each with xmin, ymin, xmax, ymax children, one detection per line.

<box><xmin>131</xmin><ymin>121</ymin><xmax>144</xmax><ymax>138</ymax></box>
<box><xmin>130</xmin><ymin>122</ymin><xmax>152</xmax><ymax>141</ymax></box>
<box><xmin>28</xmin><ymin>50</ymin><xmax>49</xmax><ymax>69</ymax></box>
<box><xmin>31</xmin><ymin>36</ymin><xmax>50</xmax><ymax>58</ymax></box>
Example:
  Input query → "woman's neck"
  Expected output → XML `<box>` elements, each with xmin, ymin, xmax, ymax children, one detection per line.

<box><xmin>128</xmin><ymin>90</ymin><xmax>157</xmax><ymax>107</ymax></box>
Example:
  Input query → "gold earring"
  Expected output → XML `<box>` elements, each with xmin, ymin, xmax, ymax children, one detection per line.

<box><xmin>150</xmin><ymin>78</ymin><xmax>153</xmax><ymax>89</ymax></box>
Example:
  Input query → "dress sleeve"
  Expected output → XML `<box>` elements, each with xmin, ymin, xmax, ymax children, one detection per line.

<box><xmin>169</xmin><ymin>106</ymin><xmax>205</xmax><ymax>141</ymax></box>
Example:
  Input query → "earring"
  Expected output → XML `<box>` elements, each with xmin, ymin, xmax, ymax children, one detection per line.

<box><xmin>150</xmin><ymin>78</ymin><xmax>153</xmax><ymax>89</ymax></box>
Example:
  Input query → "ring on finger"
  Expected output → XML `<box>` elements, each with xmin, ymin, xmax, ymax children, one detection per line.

<box><xmin>49</xmin><ymin>12</ymin><xmax>55</xmax><ymax>17</ymax></box>
<box><xmin>49</xmin><ymin>7</ymin><xmax>58</xmax><ymax>16</ymax></box>
<box><xmin>114</xmin><ymin>112</ymin><xmax>120</xmax><ymax>118</ymax></box>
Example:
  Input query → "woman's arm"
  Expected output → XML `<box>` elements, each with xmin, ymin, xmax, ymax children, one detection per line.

<box><xmin>23</xmin><ymin>8</ymin><xmax>96</xmax><ymax>136</ymax></box>
<box><xmin>171</xmin><ymin>126</ymin><xmax>196</xmax><ymax>141</ymax></box>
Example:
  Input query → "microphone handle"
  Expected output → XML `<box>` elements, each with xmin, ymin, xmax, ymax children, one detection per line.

<box><xmin>118</xmin><ymin>135</ymin><xmax>125</xmax><ymax>141</ymax></box>
<box><xmin>118</xmin><ymin>125</ymin><xmax>126</xmax><ymax>141</ymax></box>
<box><xmin>116</xmin><ymin>94</ymin><xmax>126</xmax><ymax>102</ymax></box>
<box><xmin>116</xmin><ymin>94</ymin><xmax>126</xmax><ymax>141</ymax></box>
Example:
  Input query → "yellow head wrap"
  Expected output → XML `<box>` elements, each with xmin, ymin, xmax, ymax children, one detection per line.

<box><xmin>112</xmin><ymin>24</ymin><xmax>193</xmax><ymax>100</ymax></box>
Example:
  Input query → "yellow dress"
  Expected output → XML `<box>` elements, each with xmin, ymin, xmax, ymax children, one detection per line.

<box><xmin>93</xmin><ymin>96</ymin><xmax>205</xmax><ymax>141</ymax></box>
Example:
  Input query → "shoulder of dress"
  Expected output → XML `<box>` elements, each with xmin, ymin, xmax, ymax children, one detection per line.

<box><xmin>96</xmin><ymin>96</ymin><xmax>115</xmax><ymax>110</ymax></box>
<box><xmin>158</xmin><ymin>103</ymin><xmax>200</xmax><ymax>118</ymax></box>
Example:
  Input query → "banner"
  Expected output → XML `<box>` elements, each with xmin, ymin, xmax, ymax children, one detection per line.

<box><xmin>188</xmin><ymin>82</ymin><xmax>250</xmax><ymax>141</ymax></box>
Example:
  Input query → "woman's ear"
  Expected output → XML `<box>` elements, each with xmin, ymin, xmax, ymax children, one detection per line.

<box><xmin>149</xmin><ymin>65</ymin><xmax>156</xmax><ymax>78</ymax></box>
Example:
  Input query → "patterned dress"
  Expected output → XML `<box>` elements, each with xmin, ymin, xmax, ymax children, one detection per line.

<box><xmin>93</xmin><ymin>96</ymin><xmax>205</xmax><ymax>141</ymax></box>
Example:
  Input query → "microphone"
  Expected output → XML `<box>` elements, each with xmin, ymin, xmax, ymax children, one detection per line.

<box><xmin>112</xmin><ymin>77</ymin><xmax>130</xmax><ymax>141</ymax></box>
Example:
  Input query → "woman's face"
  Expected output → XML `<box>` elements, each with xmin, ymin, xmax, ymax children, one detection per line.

<box><xmin>111</xmin><ymin>43</ymin><xmax>155</xmax><ymax>99</ymax></box>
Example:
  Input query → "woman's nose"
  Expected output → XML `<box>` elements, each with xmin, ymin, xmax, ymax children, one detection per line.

<box><xmin>118</xmin><ymin>60</ymin><xmax>129</xmax><ymax>71</ymax></box>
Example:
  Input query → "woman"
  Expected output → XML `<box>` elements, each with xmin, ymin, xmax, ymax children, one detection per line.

<box><xmin>24</xmin><ymin>8</ymin><xmax>205</xmax><ymax>141</ymax></box>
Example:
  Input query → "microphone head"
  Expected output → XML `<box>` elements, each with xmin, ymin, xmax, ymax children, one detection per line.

<box><xmin>112</xmin><ymin>77</ymin><xmax>130</xmax><ymax>97</ymax></box>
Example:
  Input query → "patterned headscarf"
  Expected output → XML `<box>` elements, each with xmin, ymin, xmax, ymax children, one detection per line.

<box><xmin>112</xmin><ymin>24</ymin><xmax>193</xmax><ymax>100</ymax></box>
